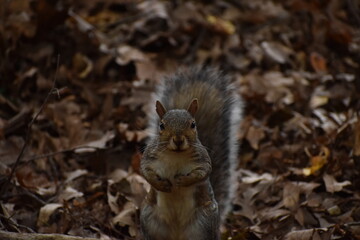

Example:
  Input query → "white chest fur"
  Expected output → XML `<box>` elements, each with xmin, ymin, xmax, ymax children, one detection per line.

<box><xmin>152</xmin><ymin>150</ymin><xmax>194</xmax><ymax>181</ymax></box>
<box><xmin>150</xmin><ymin>151</ymin><xmax>200</xmax><ymax>239</ymax></box>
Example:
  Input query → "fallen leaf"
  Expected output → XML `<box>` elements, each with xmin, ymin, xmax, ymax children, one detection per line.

<box><xmin>310</xmin><ymin>95</ymin><xmax>329</xmax><ymax>109</ymax></box>
<box><xmin>58</xmin><ymin>186</ymin><xmax>84</xmax><ymax>201</ymax></box>
<box><xmin>64</xmin><ymin>169</ymin><xmax>88</xmax><ymax>183</ymax></box>
<box><xmin>246</xmin><ymin>125</ymin><xmax>265</xmax><ymax>150</ymax></box>
<box><xmin>327</xmin><ymin>205</ymin><xmax>341</xmax><ymax>215</ymax></box>
<box><xmin>72</xmin><ymin>53</ymin><xmax>93</xmax><ymax>78</ymax></box>
<box><xmin>323</xmin><ymin>173</ymin><xmax>351</xmax><ymax>193</ymax></box>
<box><xmin>261</xmin><ymin>41</ymin><xmax>293</xmax><ymax>64</ymax></box>
<box><xmin>303</xmin><ymin>146</ymin><xmax>329</xmax><ymax>176</ymax></box>
<box><xmin>310</xmin><ymin>52</ymin><xmax>327</xmax><ymax>73</ymax></box>
<box><xmin>283</xmin><ymin>182</ymin><xmax>300</xmax><ymax>210</ymax></box>
<box><xmin>107</xmin><ymin>179</ymin><xmax>122</xmax><ymax>214</ymax></box>
<box><xmin>112</xmin><ymin>201</ymin><xmax>137</xmax><ymax>237</ymax></box>
<box><xmin>126</xmin><ymin>173</ymin><xmax>150</xmax><ymax>208</ymax></box>
<box><xmin>241</xmin><ymin>170</ymin><xmax>274</xmax><ymax>184</ymax></box>
<box><xmin>284</xmin><ymin>228</ymin><xmax>328</xmax><ymax>240</ymax></box>
<box><xmin>74</xmin><ymin>131</ymin><xmax>114</xmax><ymax>153</ymax></box>
<box><xmin>37</xmin><ymin>203</ymin><xmax>63</xmax><ymax>227</ymax></box>
<box><xmin>206</xmin><ymin>15</ymin><xmax>235</xmax><ymax>35</ymax></box>
<box><xmin>116</xmin><ymin>45</ymin><xmax>149</xmax><ymax>66</ymax></box>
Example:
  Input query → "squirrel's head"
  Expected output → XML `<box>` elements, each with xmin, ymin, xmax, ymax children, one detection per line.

<box><xmin>155</xmin><ymin>99</ymin><xmax>198</xmax><ymax>152</ymax></box>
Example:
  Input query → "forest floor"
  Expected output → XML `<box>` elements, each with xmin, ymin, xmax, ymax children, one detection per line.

<box><xmin>1</xmin><ymin>0</ymin><xmax>360</xmax><ymax>239</ymax></box>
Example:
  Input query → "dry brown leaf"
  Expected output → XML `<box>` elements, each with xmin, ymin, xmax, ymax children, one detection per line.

<box><xmin>16</xmin><ymin>165</ymin><xmax>51</xmax><ymax>190</ymax></box>
<box><xmin>310</xmin><ymin>96</ymin><xmax>329</xmax><ymax>109</ymax></box>
<box><xmin>310</xmin><ymin>52</ymin><xmax>327</xmax><ymax>73</ymax></box>
<box><xmin>323</xmin><ymin>173</ymin><xmax>351</xmax><ymax>193</ymax></box>
<box><xmin>135</xmin><ymin>61</ymin><xmax>159</xmax><ymax>82</ymax></box>
<box><xmin>107</xmin><ymin>179</ymin><xmax>122</xmax><ymax>214</ymax></box>
<box><xmin>260</xmin><ymin>208</ymin><xmax>290</xmax><ymax>222</ymax></box>
<box><xmin>284</xmin><ymin>228</ymin><xmax>328</xmax><ymax>240</ymax></box>
<box><xmin>72</xmin><ymin>53</ymin><xmax>93</xmax><ymax>78</ymax></box>
<box><xmin>126</xmin><ymin>173</ymin><xmax>150</xmax><ymax>208</ymax></box>
<box><xmin>64</xmin><ymin>169</ymin><xmax>88</xmax><ymax>183</ymax></box>
<box><xmin>240</xmin><ymin>170</ymin><xmax>274</xmax><ymax>184</ymax></box>
<box><xmin>246</xmin><ymin>125</ymin><xmax>265</xmax><ymax>150</ymax></box>
<box><xmin>109</xmin><ymin>169</ymin><xmax>128</xmax><ymax>183</ymax></box>
<box><xmin>261</xmin><ymin>41</ymin><xmax>293</xmax><ymax>64</ymax></box>
<box><xmin>116</xmin><ymin>45</ymin><xmax>149</xmax><ymax>66</ymax></box>
<box><xmin>37</xmin><ymin>203</ymin><xmax>63</xmax><ymax>227</ymax></box>
<box><xmin>303</xmin><ymin>147</ymin><xmax>329</xmax><ymax>176</ymax></box>
<box><xmin>206</xmin><ymin>15</ymin><xmax>235</xmax><ymax>35</ymax></box>
<box><xmin>283</xmin><ymin>182</ymin><xmax>300</xmax><ymax>210</ymax></box>
<box><xmin>58</xmin><ymin>186</ymin><xmax>84</xmax><ymax>202</ymax></box>
<box><xmin>74</xmin><ymin>131</ymin><xmax>114</xmax><ymax>153</ymax></box>
<box><xmin>112</xmin><ymin>201</ymin><xmax>137</xmax><ymax>237</ymax></box>
<box><xmin>131</xmin><ymin>151</ymin><xmax>142</xmax><ymax>173</ymax></box>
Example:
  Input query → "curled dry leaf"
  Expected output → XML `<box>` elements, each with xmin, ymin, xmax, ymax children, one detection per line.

<box><xmin>37</xmin><ymin>203</ymin><xmax>63</xmax><ymax>227</ymax></box>
<box><xmin>112</xmin><ymin>201</ymin><xmax>138</xmax><ymax>237</ymax></box>
<box><xmin>310</xmin><ymin>52</ymin><xmax>327</xmax><ymax>73</ymax></box>
<box><xmin>107</xmin><ymin>179</ymin><xmax>121</xmax><ymax>214</ymax></box>
<box><xmin>16</xmin><ymin>165</ymin><xmax>56</xmax><ymax>196</ymax></box>
<box><xmin>64</xmin><ymin>169</ymin><xmax>88</xmax><ymax>183</ymax></box>
<box><xmin>72</xmin><ymin>53</ymin><xmax>93</xmax><ymax>78</ymax></box>
<box><xmin>327</xmin><ymin>205</ymin><xmax>341</xmax><ymax>216</ymax></box>
<box><xmin>246</xmin><ymin>125</ymin><xmax>265</xmax><ymax>150</ymax></box>
<box><xmin>261</xmin><ymin>41</ymin><xmax>293</xmax><ymax>64</ymax></box>
<box><xmin>303</xmin><ymin>146</ymin><xmax>329</xmax><ymax>176</ymax></box>
<box><xmin>206</xmin><ymin>15</ymin><xmax>235</xmax><ymax>35</ymax></box>
<box><xmin>58</xmin><ymin>186</ymin><xmax>84</xmax><ymax>202</ymax></box>
<box><xmin>126</xmin><ymin>173</ymin><xmax>150</xmax><ymax>208</ymax></box>
<box><xmin>116</xmin><ymin>45</ymin><xmax>149</xmax><ymax>66</ymax></box>
<box><xmin>260</xmin><ymin>208</ymin><xmax>290</xmax><ymax>222</ymax></box>
<box><xmin>283</xmin><ymin>182</ymin><xmax>300</xmax><ymax>210</ymax></box>
<box><xmin>74</xmin><ymin>131</ymin><xmax>115</xmax><ymax>153</ymax></box>
<box><xmin>284</xmin><ymin>228</ymin><xmax>329</xmax><ymax>240</ymax></box>
<box><xmin>323</xmin><ymin>173</ymin><xmax>351</xmax><ymax>193</ymax></box>
<box><xmin>240</xmin><ymin>169</ymin><xmax>274</xmax><ymax>184</ymax></box>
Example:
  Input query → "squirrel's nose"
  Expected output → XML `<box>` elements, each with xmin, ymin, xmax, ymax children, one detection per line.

<box><xmin>173</xmin><ymin>136</ymin><xmax>185</xmax><ymax>147</ymax></box>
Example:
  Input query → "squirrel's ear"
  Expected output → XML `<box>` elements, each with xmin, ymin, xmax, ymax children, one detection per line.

<box><xmin>156</xmin><ymin>101</ymin><xmax>167</xmax><ymax>119</ymax></box>
<box><xmin>187</xmin><ymin>98</ymin><xmax>198</xmax><ymax>117</ymax></box>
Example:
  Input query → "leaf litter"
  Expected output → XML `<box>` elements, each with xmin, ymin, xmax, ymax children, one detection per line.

<box><xmin>1</xmin><ymin>0</ymin><xmax>360</xmax><ymax>239</ymax></box>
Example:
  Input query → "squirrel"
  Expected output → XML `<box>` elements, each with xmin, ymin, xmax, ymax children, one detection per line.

<box><xmin>140</xmin><ymin>67</ymin><xmax>243</xmax><ymax>240</ymax></box>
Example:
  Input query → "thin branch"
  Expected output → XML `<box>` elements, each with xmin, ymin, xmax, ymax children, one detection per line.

<box><xmin>0</xmin><ymin>55</ymin><xmax>60</xmax><ymax>199</ymax></box>
<box><xmin>21</xmin><ymin>146</ymin><xmax>103</xmax><ymax>162</ymax></box>
<box><xmin>183</xmin><ymin>27</ymin><xmax>207</xmax><ymax>64</ymax></box>
<box><xmin>0</xmin><ymin>213</ymin><xmax>35</xmax><ymax>233</ymax></box>
<box><xmin>0</xmin><ymin>230</ymin><xmax>98</xmax><ymax>240</ymax></box>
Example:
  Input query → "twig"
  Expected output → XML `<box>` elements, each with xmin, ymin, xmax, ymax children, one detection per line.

<box><xmin>183</xmin><ymin>27</ymin><xmax>207</xmax><ymax>64</ymax></box>
<box><xmin>0</xmin><ymin>230</ymin><xmax>98</xmax><ymax>240</ymax></box>
<box><xmin>0</xmin><ymin>55</ymin><xmax>60</xmax><ymax>199</ymax></box>
<box><xmin>21</xmin><ymin>146</ymin><xmax>103</xmax><ymax>163</ymax></box>
<box><xmin>0</xmin><ymin>213</ymin><xmax>35</xmax><ymax>233</ymax></box>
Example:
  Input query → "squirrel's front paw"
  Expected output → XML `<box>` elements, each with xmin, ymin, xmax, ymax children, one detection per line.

<box><xmin>153</xmin><ymin>176</ymin><xmax>172</xmax><ymax>192</ymax></box>
<box><xmin>174</xmin><ymin>173</ymin><xmax>193</xmax><ymax>187</ymax></box>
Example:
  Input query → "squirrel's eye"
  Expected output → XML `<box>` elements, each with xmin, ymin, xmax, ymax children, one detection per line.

<box><xmin>191</xmin><ymin>121</ymin><xmax>196</xmax><ymax>129</ymax></box>
<box><xmin>159</xmin><ymin>123</ymin><xmax>165</xmax><ymax>131</ymax></box>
